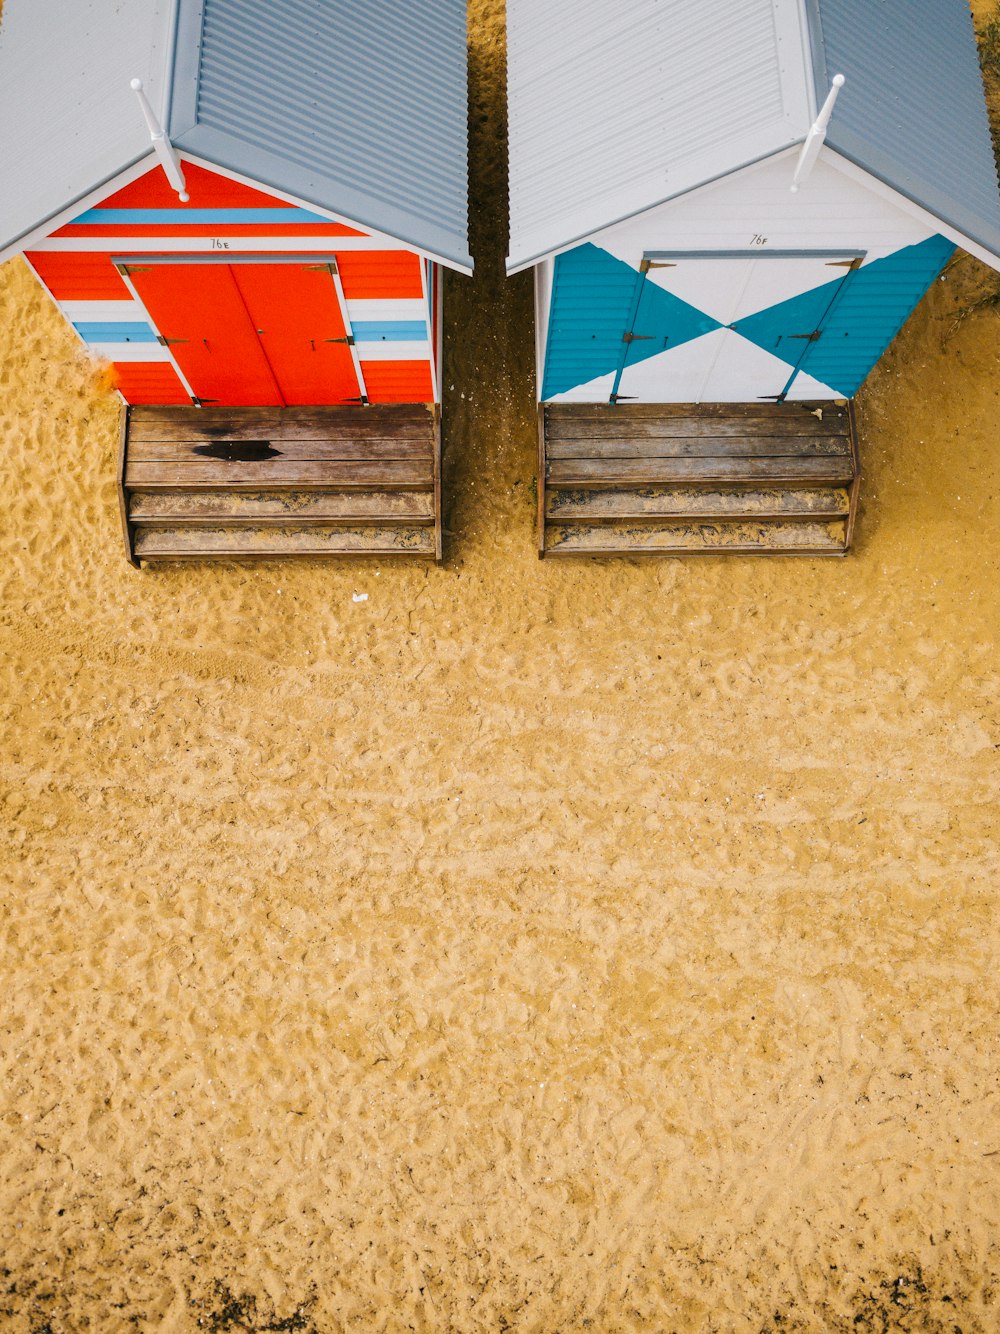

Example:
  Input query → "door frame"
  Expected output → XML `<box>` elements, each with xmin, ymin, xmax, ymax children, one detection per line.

<box><xmin>610</xmin><ymin>248</ymin><xmax>868</xmax><ymax>404</ymax></box>
<box><xmin>112</xmin><ymin>252</ymin><xmax>369</xmax><ymax>406</ymax></box>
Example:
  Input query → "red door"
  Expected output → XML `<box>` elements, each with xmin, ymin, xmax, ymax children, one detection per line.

<box><xmin>128</xmin><ymin>262</ymin><xmax>361</xmax><ymax>407</ymax></box>
<box><xmin>233</xmin><ymin>264</ymin><xmax>360</xmax><ymax>405</ymax></box>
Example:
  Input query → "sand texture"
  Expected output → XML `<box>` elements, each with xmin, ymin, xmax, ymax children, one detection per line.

<box><xmin>1</xmin><ymin>3</ymin><xmax>999</xmax><ymax>1330</ymax></box>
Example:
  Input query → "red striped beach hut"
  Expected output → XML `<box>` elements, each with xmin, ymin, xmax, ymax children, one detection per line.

<box><xmin>0</xmin><ymin>0</ymin><xmax>471</xmax><ymax>562</ymax></box>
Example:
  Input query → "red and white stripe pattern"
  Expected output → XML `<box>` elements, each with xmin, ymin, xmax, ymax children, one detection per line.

<box><xmin>25</xmin><ymin>163</ymin><xmax>437</xmax><ymax>405</ymax></box>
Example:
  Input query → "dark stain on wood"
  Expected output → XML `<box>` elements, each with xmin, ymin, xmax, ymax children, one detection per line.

<box><xmin>193</xmin><ymin>440</ymin><xmax>281</xmax><ymax>463</ymax></box>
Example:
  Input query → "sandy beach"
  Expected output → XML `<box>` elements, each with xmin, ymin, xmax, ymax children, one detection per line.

<box><xmin>0</xmin><ymin>1</ymin><xmax>998</xmax><ymax>1329</ymax></box>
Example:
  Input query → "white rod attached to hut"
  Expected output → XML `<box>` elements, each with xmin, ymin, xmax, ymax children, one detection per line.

<box><xmin>791</xmin><ymin>74</ymin><xmax>845</xmax><ymax>193</ymax></box>
<box><xmin>130</xmin><ymin>78</ymin><xmax>190</xmax><ymax>202</ymax></box>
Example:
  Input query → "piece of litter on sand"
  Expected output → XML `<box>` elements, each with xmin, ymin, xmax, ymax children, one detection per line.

<box><xmin>352</xmin><ymin>593</ymin><xmax>369</xmax><ymax>603</ymax></box>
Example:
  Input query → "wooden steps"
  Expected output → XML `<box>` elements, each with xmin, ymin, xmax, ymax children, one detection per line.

<box><xmin>539</xmin><ymin>403</ymin><xmax>859</xmax><ymax>557</ymax></box>
<box><xmin>119</xmin><ymin>404</ymin><xmax>441</xmax><ymax>563</ymax></box>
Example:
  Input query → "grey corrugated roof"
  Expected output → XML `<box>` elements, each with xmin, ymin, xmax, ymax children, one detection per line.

<box><xmin>805</xmin><ymin>0</ymin><xmax>1000</xmax><ymax>265</ymax></box>
<box><xmin>169</xmin><ymin>0</ymin><xmax>471</xmax><ymax>272</ymax></box>
<box><xmin>0</xmin><ymin>0</ymin><xmax>172</xmax><ymax>263</ymax></box>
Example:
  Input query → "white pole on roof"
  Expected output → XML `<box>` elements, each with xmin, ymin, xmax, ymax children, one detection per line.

<box><xmin>130</xmin><ymin>78</ymin><xmax>190</xmax><ymax>202</ymax></box>
<box><xmin>791</xmin><ymin>73</ymin><xmax>845</xmax><ymax>193</ymax></box>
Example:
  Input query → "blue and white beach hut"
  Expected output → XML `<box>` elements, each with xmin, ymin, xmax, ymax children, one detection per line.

<box><xmin>507</xmin><ymin>0</ymin><xmax>1000</xmax><ymax>556</ymax></box>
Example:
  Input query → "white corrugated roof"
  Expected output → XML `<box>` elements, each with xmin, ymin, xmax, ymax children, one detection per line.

<box><xmin>0</xmin><ymin>0</ymin><xmax>174</xmax><ymax>262</ymax></box>
<box><xmin>505</xmin><ymin>0</ymin><xmax>817</xmax><ymax>272</ymax></box>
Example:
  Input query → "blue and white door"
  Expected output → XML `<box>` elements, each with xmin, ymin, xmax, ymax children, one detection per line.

<box><xmin>540</xmin><ymin>236</ymin><xmax>955</xmax><ymax>405</ymax></box>
<box><xmin>614</xmin><ymin>252</ymin><xmax>861</xmax><ymax>403</ymax></box>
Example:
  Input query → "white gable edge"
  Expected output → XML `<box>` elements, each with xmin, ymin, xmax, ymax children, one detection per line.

<box><xmin>822</xmin><ymin>150</ymin><xmax>1000</xmax><ymax>276</ymax></box>
<box><xmin>0</xmin><ymin>154</ymin><xmax>158</xmax><ymax>266</ymax></box>
<box><xmin>1</xmin><ymin>150</ymin><xmax>473</xmax><ymax>276</ymax></box>
<box><xmin>507</xmin><ymin>147</ymin><xmax>805</xmax><ymax>274</ymax></box>
<box><xmin>510</xmin><ymin>140</ymin><xmax>999</xmax><ymax>276</ymax></box>
<box><xmin>177</xmin><ymin>154</ymin><xmax>473</xmax><ymax>275</ymax></box>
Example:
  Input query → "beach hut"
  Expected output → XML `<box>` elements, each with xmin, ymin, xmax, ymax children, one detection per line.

<box><xmin>0</xmin><ymin>0</ymin><xmax>471</xmax><ymax>563</ymax></box>
<box><xmin>507</xmin><ymin>0</ymin><xmax>1000</xmax><ymax>557</ymax></box>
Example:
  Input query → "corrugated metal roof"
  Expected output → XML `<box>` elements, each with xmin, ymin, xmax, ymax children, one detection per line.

<box><xmin>0</xmin><ymin>0</ymin><xmax>173</xmax><ymax>262</ymax></box>
<box><xmin>169</xmin><ymin>0</ymin><xmax>471</xmax><ymax>272</ymax></box>
<box><xmin>505</xmin><ymin>0</ymin><xmax>815</xmax><ymax>272</ymax></box>
<box><xmin>805</xmin><ymin>0</ymin><xmax>1000</xmax><ymax>264</ymax></box>
<box><xmin>507</xmin><ymin>0</ymin><xmax>1000</xmax><ymax>273</ymax></box>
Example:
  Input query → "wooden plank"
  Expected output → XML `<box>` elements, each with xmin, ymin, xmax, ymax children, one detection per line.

<box><xmin>546</xmin><ymin>455</ymin><xmax>856</xmax><ymax>486</ymax></box>
<box><xmin>546</xmin><ymin>411</ymin><xmax>848</xmax><ymax>441</ymax></box>
<box><xmin>128</xmin><ymin>490</ymin><xmax>435</xmax><ymax>524</ymax></box>
<box><xmin>129</xmin><ymin>405</ymin><xmax>433</xmax><ymax>442</ymax></box>
<box><xmin>545</xmin><ymin>401</ymin><xmax>848</xmax><ymax>422</ymax></box>
<box><xmin>127</xmin><ymin>436</ymin><xmax>433</xmax><ymax>462</ymax></box>
<box><xmin>544</xmin><ymin>518</ymin><xmax>849</xmax><ymax>555</ymax></box>
<box><xmin>546</xmin><ymin>435</ymin><xmax>852</xmax><ymax>459</ymax></box>
<box><xmin>545</xmin><ymin>486</ymin><xmax>852</xmax><ymax>521</ymax></box>
<box><xmin>537</xmin><ymin>403</ymin><xmax>546</xmax><ymax>559</ymax></box>
<box><xmin>116</xmin><ymin>405</ymin><xmax>138</xmax><ymax>567</ymax></box>
<box><xmin>124</xmin><ymin>458</ymin><xmax>434</xmax><ymax>490</ymax></box>
<box><xmin>133</xmin><ymin>524</ymin><xmax>437</xmax><ymax>559</ymax></box>
<box><xmin>432</xmin><ymin>404</ymin><xmax>443</xmax><ymax>563</ymax></box>
<box><xmin>844</xmin><ymin>401</ymin><xmax>862</xmax><ymax>553</ymax></box>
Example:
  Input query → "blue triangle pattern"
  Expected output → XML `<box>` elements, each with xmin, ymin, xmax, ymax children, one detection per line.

<box><xmin>541</xmin><ymin>244</ymin><xmax>720</xmax><ymax>398</ymax></box>
<box><xmin>730</xmin><ymin>236</ymin><xmax>956</xmax><ymax>396</ymax></box>
<box><xmin>730</xmin><ymin>278</ymin><xmax>843</xmax><ymax>367</ymax></box>
<box><xmin>543</xmin><ymin>236</ymin><xmax>954</xmax><ymax>400</ymax></box>
<box><xmin>624</xmin><ymin>271</ymin><xmax>722</xmax><ymax>370</ymax></box>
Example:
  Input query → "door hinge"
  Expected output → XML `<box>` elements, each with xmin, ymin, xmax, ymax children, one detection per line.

<box><xmin>827</xmin><ymin>257</ymin><xmax>863</xmax><ymax>270</ymax></box>
<box><xmin>157</xmin><ymin>335</ymin><xmax>189</xmax><ymax>346</ymax></box>
<box><xmin>622</xmin><ymin>332</ymin><xmax>654</xmax><ymax>343</ymax></box>
<box><xmin>608</xmin><ymin>393</ymin><xmax>637</xmax><ymax>404</ymax></box>
<box><xmin>788</xmin><ymin>330</ymin><xmax>823</xmax><ymax>342</ymax></box>
<box><xmin>342</xmin><ymin>395</ymin><xmax>369</xmax><ymax>405</ymax></box>
<box><xmin>641</xmin><ymin>259</ymin><xmax>676</xmax><ymax>272</ymax></box>
<box><xmin>323</xmin><ymin>335</ymin><xmax>355</xmax><ymax>345</ymax></box>
<box><xmin>306</xmin><ymin>262</ymin><xmax>338</xmax><ymax>274</ymax></box>
<box><xmin>117</xmin><ymin>264</ymin><xmax>150</xmax><ymax>274</ymax></box>
<box><xmin>758</xmin><ymin>393</ymin><xmax>788</xmax><ymax>402</ymax></box>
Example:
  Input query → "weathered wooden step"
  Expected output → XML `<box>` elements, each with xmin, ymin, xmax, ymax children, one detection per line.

<box><xmin>546</xmin><ymin>402</ymin><xmax>850</xmax><ymax>433</ymax></box>
<box><xmin>129</xmin><ymin>403</ymin><xmax>435</xmax><ymax>442</ymax></box>
<box><xmin>546</xmin><ymin>435</ymin><xmax>851</xmax><ymax>458</ymax></box>
<box><xmin>129</xmin><ymin>489</ymin><xmax>435</xmax><ymax>525</ymax></box>
<box><xmin>547</xmin><ymin>455</ymin><xmax>856</xmax><ymax>486</ymax></box>
<box><xmin>133</xmin><ymin>524</ymin><xmax>437</xmax><ymax>560</ymax></box>
<box><xmin>546</xmin><ymin>485</ymin><xmax>852</xmax><ymax>522</ymax></box>
<box><xmin>125</xmin><ymin>458</ymin><xmax>434</xmax><ymax>491</ymax></box>
<box><xmin>544</xmin><ymin>519</ymin><xmax>849</xmax><ymax>556</ymax></box>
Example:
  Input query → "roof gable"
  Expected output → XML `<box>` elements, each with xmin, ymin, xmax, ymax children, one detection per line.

<box><xmin>507</xmin><ymin>0</ymin><xmax>1000</xmax><ymax>274</ymax></box>
<box><xmin>505</xmin><ymin>0</ymin><xmax>815</xmax><ymax>272</ymax></box>
<box><xmin>169</xmin><ymin>0</ymin><xmax>472</xmax><ymax>272</ymax></box>
<box><xmin>806</xmin><ymin>0</ymin><xmax>1000</xmax><ymax>266</ymax></box>
<box><xmin>0</xmin><ymin>0</ymin><xmax>173</xmax><ymax>262</ymax></box>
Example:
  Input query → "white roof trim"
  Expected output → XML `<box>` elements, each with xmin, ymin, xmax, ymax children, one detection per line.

<box><xmin>0</xmin><ymin>155</ymin><xmax>158</xmax><ymax>266</ymax></box>
<box><xmin>0</xmin><ymin>0</ymin><xmax>176</xmax><ymax>263</ymax></box>
<box><xmin>507</xmin><ymin>145</ymin><xmax>803</xmax><ymax>275</ymax></box>
<box><xmin>823</xmin><ymin>148</ymin><xmax>1000</xmax><ymax>276</ymax></box>
<box><xmin>177</xmin><ymin>154</ymin><xmax>473</xmax><ymax>275</ymax></box>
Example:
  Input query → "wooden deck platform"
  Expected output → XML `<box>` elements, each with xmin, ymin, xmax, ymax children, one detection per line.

<box><xmin>537</xmin><ymin>402</ymin><xmax>860</xmax><ymax>557</ymax></box>
<box><xmin>119</xmin><ymin>404</ymin><xmax>441</xmax><ymax>563</ymax></box>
